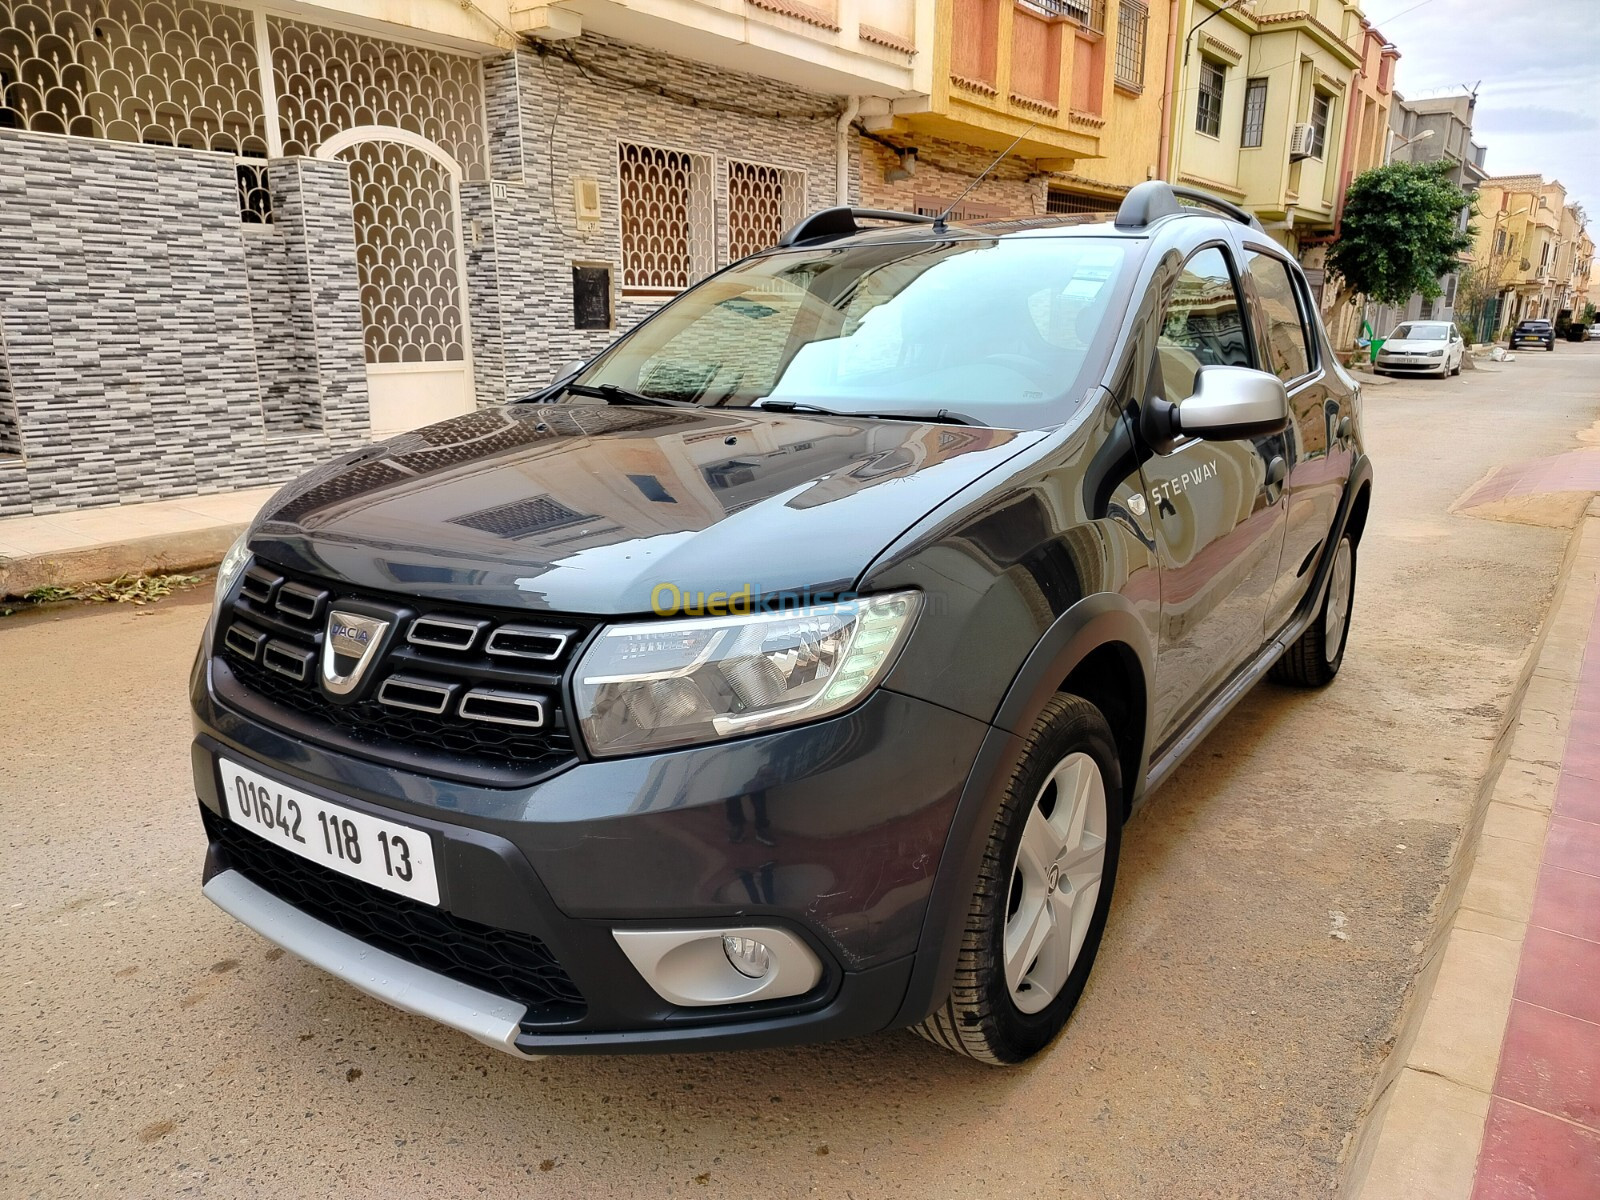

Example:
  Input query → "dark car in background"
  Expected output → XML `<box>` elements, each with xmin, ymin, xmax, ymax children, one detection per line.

<box><xmin>193</xmin><ymin>182</ymin><xmax>1371</xmax><ymax>1066</ymax></box>
<box><xmin>1511</xmin><ymin>319</ymin><xmax>1556</xmax><ymax>351</ymax></box>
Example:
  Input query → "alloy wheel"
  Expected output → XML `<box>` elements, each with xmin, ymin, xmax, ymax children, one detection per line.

<box><xmin>1003</xmin><ymin>752</ymin><xmax>1108</xmax><ymax>1015</ymax></box>
<box><xmin>1324</xmin><ymin>537</ymin><xmax>1354</xmax><ymax>663</ymax></box>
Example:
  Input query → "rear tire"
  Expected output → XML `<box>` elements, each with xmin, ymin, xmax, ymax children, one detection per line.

<box><xmin>914</xmin><ymin>694</ymin><xmax>1122</xmax><ymax>1065</ymax></box>
<box><xmin>1271</xmin><ymin>533</ymin><xmax>1355</xmax><ymax>687</ymax></box>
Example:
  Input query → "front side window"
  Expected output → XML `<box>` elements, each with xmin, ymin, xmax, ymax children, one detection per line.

<box><xmin>577</xmin><ymin>237</ymin><xmax>1132</xmax><ymax>428</ymax></box>
<box><xmin>1153</xmin><ymin>246</ymin><xmax>1252</xmax><ymax>405</ymax></box>
<box><xmin>1243</xmin><ymin>251</ymin><xmax>1312</xmax><ymax>380</ymax></box>
<box><xmin>1196</xmin><ymin>58</ymin><xmax>1226</xmax><ymax>137</ymax></box>
<box><xmin>1309</xmin><ymin>92</ymin><xmax>1332</xmax><ymax>159</ymax></box>
<box><xmin>1241</xmin><ymin>78</ymin><xmax>1268</xmax><ymax>148</ymax></box>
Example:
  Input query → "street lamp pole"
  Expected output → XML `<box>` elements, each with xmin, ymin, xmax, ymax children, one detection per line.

<box><xmin>1385</xmin><ymin>127</ymin><xmax>1434</xmax><ymax>166</ymax></box>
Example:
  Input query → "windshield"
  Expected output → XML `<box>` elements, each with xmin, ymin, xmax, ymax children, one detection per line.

<box><xmin>575</xmin><ymin>237</ymin><xmax>1131</xmax><ymax>428</ymax></box>
<box><xmin>1518</xmin><ymin>321</ymin><xmax>1550</xmax><ymax>329</ymax></box>
<box><xmin>1390</xmin><ymin>322</ymin><xmax>1451</xmax><ymax>341</ymax></box>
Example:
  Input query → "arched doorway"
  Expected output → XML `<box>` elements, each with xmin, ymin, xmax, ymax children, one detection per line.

<box><xmin>316</xmin><ymin>127</ymin><xmax>475</xmax><ymax>439</ymax></box>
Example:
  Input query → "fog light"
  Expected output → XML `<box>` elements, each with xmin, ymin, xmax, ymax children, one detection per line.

<box><xmin>722</xmin><ymin>934</ymin><xmax>772</xmax><ymax>979</ymax></box>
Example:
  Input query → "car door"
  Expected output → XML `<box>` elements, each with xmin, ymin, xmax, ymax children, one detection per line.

<box><xmin>1237</xmin><ymin>242</ymin><xmax>1346</xmax><ymax>633</ymax></box>
<box><xmin>1142</xmin><ymin>242</ymin><xmax>1289</xmax><ymax>743</ymax></box>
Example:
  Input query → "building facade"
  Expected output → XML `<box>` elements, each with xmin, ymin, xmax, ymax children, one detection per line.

<box><xmin>1469</xmin><ymin>175</ymin><xmax>1592</xmax><ymax>338</ymax></box>
<box><xmin>1364</xmin><ymin>90</ymin><xmax>1487</xmax><ymax>337</ymax></box>
<box><xmin>0</xmin><ymin>0</ymin><xmax>930</xmax><ymax>516</ymax></box>
<box><xmin>853</xmin><ymin>0</ymin><xmax>1170</xmax><ymax>218</ymax></box>
<box><xmin>1165</xmin><ymin>0</ymin><xmax>1381</xmax><ymax>272</ymax></box>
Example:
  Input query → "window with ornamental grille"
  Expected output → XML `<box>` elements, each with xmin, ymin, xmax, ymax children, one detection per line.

<box><xmin>726</xmin><ymin>160</ymin><xmax>807</xmax><ymax>262</ymax></box>
<box><xmin>0</xmin><ymin>0</ymin><xmax>271</xmax><ymax>220</ymax></box>
<box><xmin>1114</xmin><ymin>2</ymin><xmax>1147</xmax><ymax>90</ymax></box>
<box><xmin>619</xmin><ymin>142</ymin><xmax>714</xmax><ymax>294</ymax></box>
<box><xmin>1241</xmin><ymin>78</ymin><xmax>1267</xmax><ymax>148</ymax></box>
<box><xmin>1196</xmin><ymin>58</ymin><xmax>1225</xmax><ymax>137</ymax></box>
<box><xmin>267</xmin><ymin>17</ymin><xmax>488</xmax><ymax>183</ymax></box>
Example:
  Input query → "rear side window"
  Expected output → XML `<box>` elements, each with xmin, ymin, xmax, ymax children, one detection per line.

<box><xmin>1153</xmin><ymin>246</ymin><xmax>1252</xmax><ymax>404</ymax></box>
<box><xmin>1243</xmin><ymin>251</ymin><xmax>1313</xmax><ymax>381</ymax></box>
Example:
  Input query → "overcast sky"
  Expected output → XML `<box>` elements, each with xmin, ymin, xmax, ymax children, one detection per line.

<box><xmin>1367</xmin><ymin>0</ymin><xmax>1600</xmax><ymax>218</ymax></box>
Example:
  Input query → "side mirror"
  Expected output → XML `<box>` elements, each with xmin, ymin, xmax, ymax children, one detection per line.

<box><xmin>551</xmin><ymin>359</ymin><xmax>586</xmax><ymax>385</ymax></box>
<box><xmin>1143</xmin><ymin>365</ymin><xmax>1290</xmax><ymax>447</ymax></box>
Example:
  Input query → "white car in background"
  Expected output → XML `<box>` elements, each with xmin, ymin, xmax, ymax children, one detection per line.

<box><xmin>1374</xmin><ymin>321</ymin><xmax>1465</xmax><ymax>378</ymax></box>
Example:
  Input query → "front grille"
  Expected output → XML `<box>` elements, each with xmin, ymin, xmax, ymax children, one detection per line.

<box><xmin>205</xmin><ymin>807</ymin><xmax>585</xmax><ymax>1022</ymax></box>
<box><xmin>214</xmin><ymin>560</ymin><xmax>592</xmax><ymax>783</ymax></box>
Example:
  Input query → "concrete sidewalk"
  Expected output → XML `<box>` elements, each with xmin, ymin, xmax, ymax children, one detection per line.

<box><xmin>0</xmin><ymin>487</ymin><xmax>278</xmax><ymax>596</ymax></box>
<box><xmin>1348</xmin><ymin>499</ymin><xmax>1600</xmax><ymax>1198</ymax></box>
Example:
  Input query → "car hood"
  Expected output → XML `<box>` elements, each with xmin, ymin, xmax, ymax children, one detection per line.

<box><xmin>248</xmin><ymin>403</ymin><xmax>1045</xmax><ymax>614</ymax></box>
<box><xmin>1380</xmin><ymin>338</ymin><xmax>1448</xmax><ymax>352</ymax></box>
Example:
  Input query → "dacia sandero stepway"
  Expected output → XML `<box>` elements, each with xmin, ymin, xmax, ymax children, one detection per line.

<box><xmin>193</xmin><ymin>182</ymin><xmax>1371</xmax><ymax>1064</ymax></box>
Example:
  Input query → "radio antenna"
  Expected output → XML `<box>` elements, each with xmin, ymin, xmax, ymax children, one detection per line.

<box><xmin>934</xmin><ymin>122</ymin><xmax>1038</xmax><ymax>233</ymax></box>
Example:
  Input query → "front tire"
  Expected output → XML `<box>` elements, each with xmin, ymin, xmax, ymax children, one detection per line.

<box><xmin>1271</xmin><ymin>533</ymin><xmax>1356</xmax><ymax>687</ymax></box>
<box><xmin>915</xmin><ymin>695</ymin><xmax>1122</xmax><ymax>1065</ymax></box>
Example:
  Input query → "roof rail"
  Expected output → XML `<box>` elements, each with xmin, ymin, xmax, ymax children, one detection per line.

<box><xmin>1114</xmin><ymin>181</ymin><xmax>1264</xmax><ymax>232</ymax></box>
<box><xmin>778</xmin><ymin>207</ymin><xmax>937</xmax><ymax>247</ymax></box>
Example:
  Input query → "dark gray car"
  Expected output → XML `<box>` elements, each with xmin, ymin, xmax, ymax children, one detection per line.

<box><xmin>193</xmin><ymin>182</ymin><xmax>1371</xmax><ymax>1065</ymax></box>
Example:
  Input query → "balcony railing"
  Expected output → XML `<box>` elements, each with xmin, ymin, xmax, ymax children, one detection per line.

<box><xmin>1023</xmin><ymin>0</ymin><xmax>1106</xmax><ymax>32</ymax></box>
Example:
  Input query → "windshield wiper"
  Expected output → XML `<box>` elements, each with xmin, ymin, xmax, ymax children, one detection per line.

<box><xmin>754</xmin><ymin>400</ymin><xmax>978</xmax><ymax>426</ymax></box>
<box><xmin>561</xmin><ymin>381</ymin><xmax>695</xmax><ymax>409</ymax></box>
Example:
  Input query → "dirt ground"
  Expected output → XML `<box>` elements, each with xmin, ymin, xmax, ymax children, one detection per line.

<box><xmin>4</xmin><ymin>345</ymin><xmax>1599</xmax><ymax>1199</ymax></box>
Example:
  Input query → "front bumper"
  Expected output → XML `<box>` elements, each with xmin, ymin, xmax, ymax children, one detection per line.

<box><xmin>1375</xmin><ymin>357</ymin><xmax>1448</xmax><ymax>374</ymax></box>
<box><xmin>193</xmin><ymin>657</ymin><xmax>988</xmax><ymax>1055</ymax></box>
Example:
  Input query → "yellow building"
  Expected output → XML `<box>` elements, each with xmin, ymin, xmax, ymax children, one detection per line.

<box><xmin>856</xmin><ymin>0</ymin><xmax>1172</xmax><ymax>216</ymax></box>
<box><xmin>1165</xmin><ymin>0</ymin><xmax>1378</xmax><ymax>265</ymax></box>
<box><xmin>1470</xmin><ymin>176</ymin><xmax>1591</xmax><ymax>334</ymax></box>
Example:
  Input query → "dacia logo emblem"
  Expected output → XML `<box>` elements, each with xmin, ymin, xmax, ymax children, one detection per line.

<box><xmin>322</xmin><ymin>609</ymin><xmax>391</xmax><ymax>696</ymax></box>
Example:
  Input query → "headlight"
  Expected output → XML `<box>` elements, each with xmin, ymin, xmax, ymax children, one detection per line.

<box><xmin>1427</xmin><ymin>348</ymin><xmax>1445</xmax><ymax>357</ymax></box>
<box><xmin>214</xmin><ymin>533</ymin><xmax>251</xmax><ymax>609</ymax></box>
<box><xmin>574</xmin><ymin>592</ymin><xmax>922</xmax><ymax>757</ymax></box>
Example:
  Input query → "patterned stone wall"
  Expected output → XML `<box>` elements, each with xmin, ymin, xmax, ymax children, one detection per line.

<box><xmin>0</xmin><ymin>29</ymin><xmax>851</xmax><ymax>511</ymax></box>
<box><xmin>0</xmin><ymin>130</ymin><xmax>369</xmax><ymax>515</ymax></box>
<box><xmin>0</xmin><ymin>321</ymin><xmax>24</xmax><ymax>517</ymax></box>
<box><xmin>476</xmin><ymin>35</ymin><xmax>848</xmax><ymax>397</ymax></box>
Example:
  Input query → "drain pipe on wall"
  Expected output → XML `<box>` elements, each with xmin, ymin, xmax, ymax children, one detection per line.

<box><xmin>837</xmin><ymin>96</ymin><xmax>860</xmax><ymax>205</ymax></box>
<box><xmin>1157</xmin><ymin>0</ymin><xmax>1180</xmax><ymax>180</ymax></box>
<box><xmin>1331</xmin><ymin>62</ymin><xmax>1366</xmax><ymax>240</ymax></box>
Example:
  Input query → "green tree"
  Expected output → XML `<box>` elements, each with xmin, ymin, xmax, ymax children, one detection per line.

<box><xmin>1327</xmin><ymin>160</ymin><xmax>1477</xmax><ymax>313</ymax></box>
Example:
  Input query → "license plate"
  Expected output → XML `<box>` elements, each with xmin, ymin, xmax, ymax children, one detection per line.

<box><xmin>219</xmin><ymin>758</ymin><xmax>440</xmax><ymax>905</ymax></box>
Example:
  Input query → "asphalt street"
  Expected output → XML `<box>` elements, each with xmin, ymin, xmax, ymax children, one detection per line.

<box><xmin>4</xmin><ymin>344</ymin><xmax>1599</xmax><ymax>1198</ymax></box>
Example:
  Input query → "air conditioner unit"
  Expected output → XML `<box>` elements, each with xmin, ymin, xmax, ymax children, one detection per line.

<box><xmin>1288</xmin><ymin>123</ymin><xmax>1315</xmax><ymax>161</ymax></box>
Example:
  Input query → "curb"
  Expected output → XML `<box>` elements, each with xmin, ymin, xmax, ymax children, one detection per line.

<box><xmin>1339</xmin><ymin>499</ymin><xmax>1600</xmax><ymax>1198</ymax></box>
<box><xmin>0</xmin><ymin>523</ymin><xmax>244</xmax><ymax>598</ymax></box>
